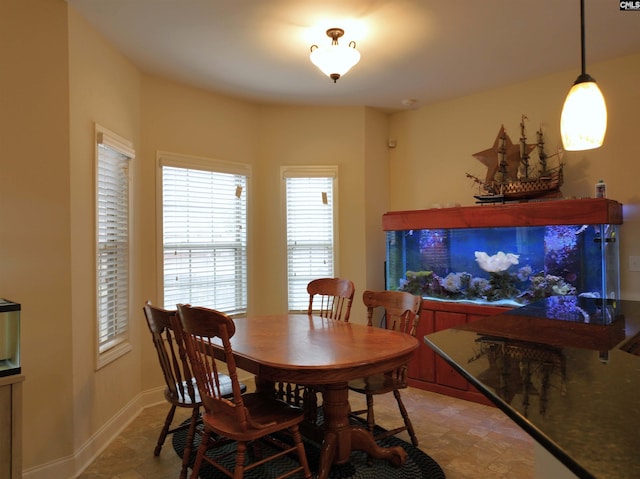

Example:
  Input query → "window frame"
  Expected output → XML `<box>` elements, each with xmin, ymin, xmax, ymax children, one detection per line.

<box><xmin>157</xmin><ymin>151</ymin><xmax>251</xmax><ymax>315</ymax></box>
<box><xmin>281</xmin><ymin>165</ymin><xmax>339</xmax><ymax>312</ymax></box>
<box><xmin>95</xmin><ymin>124</ymin><xmax>135</xmax><ymax>370</ymax></box>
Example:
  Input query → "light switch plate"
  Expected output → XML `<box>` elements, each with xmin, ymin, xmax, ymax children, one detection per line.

<box><xmin>629</xmin><ymin>256</ymin><xmax>640</xmax><ymax>272</ymax></box>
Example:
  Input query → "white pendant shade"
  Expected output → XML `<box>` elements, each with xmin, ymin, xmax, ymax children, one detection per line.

<box><xmin>560</xmin><ymin>0</ymin><xmax>607</xmax><ymax>152</ymax></box>
<box><xmin>560</xmin><ymin>80</ymin><xmax>607</xmax><ymax>151</ymax></box>
<box><xmin>310</xmin><ymin>44</ymin><xmax>360</xmax><ymax>80</ymax></box>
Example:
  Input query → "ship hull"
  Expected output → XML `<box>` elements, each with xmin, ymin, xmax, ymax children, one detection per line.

<box><xmin>475</xmin><ymin>168</ymin><xmax>563</xmax><ymax>203</ymax></box>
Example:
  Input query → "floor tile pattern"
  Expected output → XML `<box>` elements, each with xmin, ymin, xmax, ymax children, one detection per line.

<box><xmin>78</xmin><ymin>380</ymin><xmax>533</xmax><ymax>479</ymax></box>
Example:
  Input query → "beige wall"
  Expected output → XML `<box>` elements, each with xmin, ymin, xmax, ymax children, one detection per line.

<box><xmin>0</xmin><ymin>0</ymin><xmax>73</xmax><ymax>469</ymax></box>
<box><xmin>4</xmin><ymin>2</ymin><xmax>639</xmax><ymax>477</ymax></box>
<box><xmin>139</xmin><ymin>76</ymin><xmax>260</xmax><ymax>391</ymax></box>
<box><xmin>388</xmin><ymin>53</ymin><xmax>640</xmax><ymax>300</ymax></box>
<box><xmin>68</xmin><ymin>5</ymin><xmax>143</xmax><ymax>472</ymax></box>
<box><xmin>363</xmin><ymin>108</ymin><xmax>391</xmax><ymax>292</ymax></box>
<box><xmin>255</xmin><ymin>105</ymin><xmax>379</xmax><ymax>321</ymax></box>
<box><xmin>140</xmin><ymin>95</ymin><xmax>385</xmax><ymax>322</ymax></box>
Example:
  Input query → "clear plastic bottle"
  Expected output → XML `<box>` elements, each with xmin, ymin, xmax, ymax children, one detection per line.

<box><xmin>595</xmin><ymin>179</ymin><xmax>607</xmax><ymax>198</ymax></box>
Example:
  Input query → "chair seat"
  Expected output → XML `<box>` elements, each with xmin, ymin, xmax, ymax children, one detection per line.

<box><xmin>202</xmin><ymin>393</ymin><xmax>306</xmax><ymax>442</ymax></box>
<box><xmin>165</xmin><ymin>379</ymin><xmax>201</xmax><ymax>406</ymax></box>
<box><xmin>166</xmin><ymin>374</ymin><xmax>243</xmax><ymax>406</ymax></box>
<box><xmin>348</xmin><ymin>373</ymin><xmax>406</xmax><ymax>396</ymax></box>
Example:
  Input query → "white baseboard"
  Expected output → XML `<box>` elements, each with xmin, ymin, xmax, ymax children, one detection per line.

<box><xmin>22</xmin><ymin>387</ymin><xmax>165</xmax><ymax>479</ymax></box>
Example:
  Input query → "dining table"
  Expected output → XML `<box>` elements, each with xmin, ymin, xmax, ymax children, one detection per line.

<box><xmin>206</xmin><ymin>313</ymin><xmax>419</xmax><ymax>479</ymax></box>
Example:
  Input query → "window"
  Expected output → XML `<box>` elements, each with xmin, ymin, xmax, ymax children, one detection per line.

<box><xmin>159</xmin><ymin>152</ymin><xmax>249</xmax><ymax>315</ymax></box>
<box><xmin>96</xmin><ymin>124</ymin><xmax>134</xmax><ymax>368</ymax></box>
<box><xmin>283</xmin><ymin>166</ymin><xmax>338</xmax><ymax>311</ymax></box>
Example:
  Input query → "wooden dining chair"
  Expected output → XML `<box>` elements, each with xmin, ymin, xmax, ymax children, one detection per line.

<box><xmin>307</xmin><ymin>277</ymin><xmax>355</xmax><ymax>321</ymax></box>
<box><xmin>143</xmin><ymin>301</ymin><xmax>244</xmax><ymax>479</ymax></box>
<box><xmin>177</xmin><ymin>304</ymin><xmax>312</xmax><ymax>479</ymax></box>
<box><xmin>276</xmin><ymin>277</ymin><xmax>356</xmax><ymax>422</ymax></box>
<box><xmin>348</xmin><ymin>290</ymin><xmax>422</xmax><ymax>446</ymax></box>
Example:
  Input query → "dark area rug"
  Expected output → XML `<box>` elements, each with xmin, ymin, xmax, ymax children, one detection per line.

<box><xmin>172</xmin><ymin>415</ymin><xmax>446</xmax><ymax>478</ymax></box>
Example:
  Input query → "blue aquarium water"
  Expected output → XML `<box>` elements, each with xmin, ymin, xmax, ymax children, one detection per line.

<box><xmin>386</xmin><ymin>223</ymin><xmax>619</xmax><ymax>307</ymax></box>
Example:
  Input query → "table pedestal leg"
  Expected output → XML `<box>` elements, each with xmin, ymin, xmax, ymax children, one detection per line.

<box><xmin>254</xmin><ymin>375</ymin><xmax>273</xmax><ymax>394</ymax></box>
<box><xmin>316</xmin><ymin>382</ymin><xmax>407</xmax><ymax>479</ymax></box>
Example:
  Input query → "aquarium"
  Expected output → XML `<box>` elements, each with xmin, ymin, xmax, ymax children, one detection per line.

<box><xmin>0</xmin><ymin>299</ymin><xmax>20</xmax><ymax>377</ymax></box>
<box><xmin>386</xmin><ymin>222</ymin><xmax>620</xmax><ymax>307</ymax></box>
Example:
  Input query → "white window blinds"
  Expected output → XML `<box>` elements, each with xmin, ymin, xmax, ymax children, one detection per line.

<box><xmin>283</xmin><ymin>167</ymin><xmax>337</xmax><ymax>311</ymax></box>
<box><xmin>161</xmin><ymin>158</ymin><xmax>248</xmax><ymax>315</ymax></box>
<box><xmin>96</xmin><ymin>125</ymin><xmax>134</xmax><ymax>367</ymax></box>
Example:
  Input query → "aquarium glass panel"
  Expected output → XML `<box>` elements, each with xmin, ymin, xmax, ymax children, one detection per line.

<box><xmin>0</xmin><ymin>299</ymin><xmax>20</xmax><ymax>377</ymax></box>
<box><xmin>386</xmin><ymin>223</ymin><xmax>619</xmax><ymax>307</ymax></box>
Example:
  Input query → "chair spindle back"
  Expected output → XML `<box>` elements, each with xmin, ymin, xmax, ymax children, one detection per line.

<box><xmin>307</xmin><ymin>277</ymin><xmax>355</xmax><ymax>321</ymax></box>
<box><xmin>362</xmin><ymin>290</ymin><xmax>422</xmax><ymax>336</ymax></box>
<box><xmin>177</xmin><ymin>304</ymin><xmax>252</xmax><ymax>428</ymax></box>
<box><xmin>143</xmin><ymin>301</ymin><xmax>197</xmax><ymax>404</ymax></box>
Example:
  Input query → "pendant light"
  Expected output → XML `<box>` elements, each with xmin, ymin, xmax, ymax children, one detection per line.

<box><xmin>560</xmin><ymin>0</ymin><xmax>607</xmax><ymax>151</ymax></box>
<box><xmin>310</xmin><ymin>28</ymin><xmax>360</xmax><ymax>83</ymax></box>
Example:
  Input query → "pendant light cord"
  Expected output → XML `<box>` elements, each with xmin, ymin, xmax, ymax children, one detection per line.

<box><xmin>580</xmin><ymin>0</ymin><xmax>586</xmax><ymax>76</ymax></box>
<box><xmin>575</xmin><ymin>0</ymin><xmax>592</xmax><ymax>84</ymax></box>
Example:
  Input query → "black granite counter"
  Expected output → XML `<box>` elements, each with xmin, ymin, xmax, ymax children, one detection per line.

<box><xmin>424</xmin><ymin>296</ymin><xmax>640</xmax><ymax>479</ymax></box>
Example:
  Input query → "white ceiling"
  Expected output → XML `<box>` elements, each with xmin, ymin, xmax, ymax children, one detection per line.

<box><xmin>67</xmin><ymin>0</ymin><xmax>640</xmax><ymax>112</ymax></box>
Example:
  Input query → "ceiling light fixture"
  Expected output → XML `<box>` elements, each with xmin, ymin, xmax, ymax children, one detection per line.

<box><xmin>560</xmin><ymin>0</ymin><xmax>607</xmax><ymax>151</ymax></box>
<box><xmin>310</xmin><ymin>28</ymin><xmax>360</xmax><ymax>83</ymax></box>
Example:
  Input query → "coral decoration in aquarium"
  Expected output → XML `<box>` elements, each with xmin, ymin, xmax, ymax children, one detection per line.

<box><xmin>388</xmin><ymin>222</ymin><xmax>617</xmax><ymax>307</ymax></box>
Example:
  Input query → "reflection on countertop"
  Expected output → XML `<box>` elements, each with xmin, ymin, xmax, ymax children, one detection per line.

<box><xmin>425</xmin><ymin>296</ymin><xmax>640</xmax><ymax>479</ymax></box>
<box><xmin>468</xmin><ymin>336</ymin><xmax>566</xmax><ymax>419</ymax></box>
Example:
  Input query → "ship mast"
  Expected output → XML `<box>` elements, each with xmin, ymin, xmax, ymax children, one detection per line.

<box><xmin>496</xmin><ymin>129</ymin><xmax>509</xmax><ymax>186</ymax></box>
<box><xmin>537</xmin><ymin>127</ymin><xmax>549</xmax><ymax>174</ymax></box>
<box><xmin>519</xmin><ymin>115</ymin><xmax>530</xmax><ymax>180</ymax></box>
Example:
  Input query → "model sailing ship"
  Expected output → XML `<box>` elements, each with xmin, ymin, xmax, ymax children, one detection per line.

<box><xmin>467</xmin><ymin>115</ymin><xmax>564</xmax><ymax>203</ymax></box>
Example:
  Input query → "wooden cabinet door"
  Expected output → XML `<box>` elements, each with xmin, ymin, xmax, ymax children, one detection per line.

<box><xmin>434</xmin><ymin>311</ymin><xmax>468</xmax><ymax>390</ymax></box>
<box><xmin>407</xmin><ymin>308</ymin><xmax>435</xmax><ymax>383</ymax></box>
<box><xmin>411</xmin><ymin>300</ymin><xmax>512</xmax><ymax>404</ymax></box>
<box><xmin>0</xmin><ymin>385</ymin><xmax>11</xmax><ymax>479</ymax></box>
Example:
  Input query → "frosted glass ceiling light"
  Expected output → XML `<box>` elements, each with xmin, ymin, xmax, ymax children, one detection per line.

<box><xmin>560</xmin><ymin>0</ymin><xmax>607</xmax><ymax>151</ymax></box>
<box><xmin>310</xmin><ymin>28</ymin><xmax>360</xmax><ymax>83</ymax></box>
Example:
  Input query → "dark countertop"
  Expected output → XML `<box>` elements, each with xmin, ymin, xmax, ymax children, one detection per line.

<box><xmin>424</xmin><ymin>296</ymin><xmax>640</xmax><ymax>479</ymax></box>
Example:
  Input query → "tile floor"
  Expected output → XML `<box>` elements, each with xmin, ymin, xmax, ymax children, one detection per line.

<box><xmin>78</xmin><ymin>378</ymin><xmax>534</xmax><ymax>479</ymax></box>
